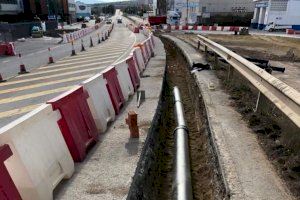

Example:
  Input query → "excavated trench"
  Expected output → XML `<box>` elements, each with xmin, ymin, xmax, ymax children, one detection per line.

<box><xmin>127</xmin><ymin>38</ymin><xmax>225</xmax><ymax>199</ymax></box>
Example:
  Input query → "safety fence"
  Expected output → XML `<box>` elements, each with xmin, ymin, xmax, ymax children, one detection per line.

<box><xmin>197</xmin><ymin>35</ymin><xmax>300</xmax><ymax>129</ymax></box>
<box><xmin>0</xmin><ymin>31</ymin><xmax>155</xmax><ymax>199</ymax></box>
<box><xmin>157</xmin><ymin>24</ymin><xmax>243</xmax><ymax>32</ymax></box>
<box><xmin>62</xmin><ymin>23</ymin><xmax>114</xmax><ymax>43</ymax></box>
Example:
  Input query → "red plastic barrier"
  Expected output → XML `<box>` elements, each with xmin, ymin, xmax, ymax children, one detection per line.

<box><xmin>175</xmin><ymin>25</ymin><xmax>179</xmax><ymax>30</ymax></box>
<box><xmin>0</xmin><ymin>44</ymin><xmax>5</xmax><ymax>55</ymax></box>
<box><xmin>211</xmin><ymin>26</ymin><xmax>217</xmax><ymax>31</ymax></box>
<box><xmin>0</xmin><ymin>144</ymin><xmax>22</xmax><ymax>200</ymax></box>
<box><xmin>193</xmin><ymin>25</ymin><xmax>198</xmax><ymax>30</ymax></box>
<box><xmin>103</xmin><ymin>67</ymin><xmax>125</xmax><ymax>114</ymax></box>
<box><xmin>47</xmin><ymin>86</ymin><xmax>98</xmax><ymax>162</ymax></box>
<box><xmin>134</xmin><ymin>27</ymin><xmax>140</xmax><ymax>33</ymax></box>
<box><xmin>0</xmin><ymin>43</ymin><xmax>15</xmax><ymax>56</ymax></box>
<box><xmin>202</xmin><ymin>25</ymin><xmax>209</xmax><ymax>31</ymax></box>
<box><xmin>126</xmin><ymin>56</ymin><xmax>140</xmax><ymax>91</ymax></box>
<box><xmin>182</xmin><ymin>25</ymin><xmax>188</xmax><ymax>30</ymax></box>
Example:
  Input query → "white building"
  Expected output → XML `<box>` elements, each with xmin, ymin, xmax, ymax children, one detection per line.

<box><xmin>172</xmin><ymin>0</ymin><xmax>254</xmax><ymax>25</ymax></box>
<box><xmin>0</xmin><ymin>0</ymin><xmax>23</xmax><ymax>16</ymax></box>
<box><xmin>251</xmin><ymin>0</ymin><xmax>300</xmax><ymax>30</ymax></box>
<box><xmin>68</xmin><ymin>0</ymin><xmax>76</xmax><ymax>23</ymax></box>
<box><xmin>76</xmin><ymin>1</ymin><xmax>91</xmax><ymax>19</ymax></box>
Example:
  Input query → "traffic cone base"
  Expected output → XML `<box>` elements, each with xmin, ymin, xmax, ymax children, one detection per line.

<box><xmin>0</xmin><ymin>74</ymin><xmax>6</xmax><ymax>82</ymax></box>
<box><xmin>18</xmin><ymin>64</ymin><xmax>29</xmax><ymax>74</ymax></box>
<box><xmin>48</xmin><ymin>56</ymin><xmax>54</xmax><ymax>64</ymax></box>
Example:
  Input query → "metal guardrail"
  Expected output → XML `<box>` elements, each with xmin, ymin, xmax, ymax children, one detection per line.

<box><xmin>173</xmin><ymin>86</ymin><xmax>193</xmax><ymax>200</ymax></box>
<box><xmin>197</xmin><ymin>35</ymin><xmax>300</xmax><ymax>128</ymax></box>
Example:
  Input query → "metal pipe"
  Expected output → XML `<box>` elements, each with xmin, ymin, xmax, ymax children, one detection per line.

<box><xmin>173</xmin><ymin>86</ymin><xmax>193</xmax><ymax>200</ymax></box>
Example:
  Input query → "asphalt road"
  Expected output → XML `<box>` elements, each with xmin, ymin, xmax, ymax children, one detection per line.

<box><xmin>0</xmin><ymin>15</ymin><xmax>147</xmax><ymax>128</ymax></box>
<box><xmin>0</xmin><ymin>20</ymin><xmax>106</xmax><ymax>80</ymax></box>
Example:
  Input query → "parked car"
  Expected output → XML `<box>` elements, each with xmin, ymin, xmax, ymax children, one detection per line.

<box><xmin>84</xmin><ymin>17</ymin><xmax>90</xmax><ymax>22</ymax></box>
<box><xmin>106</xmin><ymin>19</ymin><xmax>112</xmax><ymax>24</ymax></box>
<box><xmin>31</xmin><ymin>26</ymin><xmax>43</xmax><ymax>38</ymax></box>
<box><xmin>117</xmin><ymin>17</ymin><xmax>122</xmax><ymax>23</ymax></box>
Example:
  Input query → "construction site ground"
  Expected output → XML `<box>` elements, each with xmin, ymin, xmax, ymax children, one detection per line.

<box><xmin>165</xmin><ymin>33</ymin><xmax>300</xmax><ymax>198</ymax></box>
<box><xmin>176</xmin><ymin>33</ymin><xmax>300</xmax><ymax>92</ymax></box>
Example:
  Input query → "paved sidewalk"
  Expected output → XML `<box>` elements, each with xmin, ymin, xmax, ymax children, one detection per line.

<box><xmin>54</xmin><ymin>36</ymin><xmax>166</xmax><ymax>199</ymax></box>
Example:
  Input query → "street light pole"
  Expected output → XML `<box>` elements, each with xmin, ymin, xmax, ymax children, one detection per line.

<box><xmin>186</xmin><ymin>0</ymin><xmax>189</xmax><ymax>25</ymax></box>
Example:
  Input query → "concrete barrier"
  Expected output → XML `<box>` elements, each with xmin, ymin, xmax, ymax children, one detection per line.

<box><xmin>132</xmin><ymin>47</ymin><xmax>145</xmax><ymax>72</ymax></box>
<box><xmin>114</xmin><ymin>60</ymin><xmax>135</xmax><ymax>100</ymax></box>
<box><xmin>103</xmin><ymin>66</ymin><xmax>125</xmax><ymax>114</ymax></box>
<box><xmin>47</xmin><ymin>86</ymin><xmax>98</xmax><ymax>162</ymax></box>
<box><xmin>126</xmin><ymin>56</ymin><xmax>140</xmax><ymax>91</ymax></box>
<box><xmin>81</xmin><ymin>74</ymin><xmax>115</xmax><ymax>133</ymax></box>
<box><xmin>0</xmin><ymin>104</ymin><xmax>74</xmax><ymax>200</ymax></box>
<box><xmin>0</xmin><ymin>144</ymin><xmax>22</xmax><ymax>199</ymax></box>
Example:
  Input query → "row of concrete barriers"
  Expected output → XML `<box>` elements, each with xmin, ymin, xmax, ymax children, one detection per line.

<box><xmin>0</xmin><ymin>30</ymin><xmax>155</xmax><ymax>199</ymax></box>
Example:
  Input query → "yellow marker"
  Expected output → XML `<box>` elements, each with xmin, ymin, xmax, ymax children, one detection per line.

<box><xmin>0</xmin><ymin>74</ymin><xmax>92</xmax><ymax>95</ymax></box>
<box><xmin>0</xmin><ymin>86</ymin><xmax>74</xmax><ymax>105</ymax></box>
<box><xmin>0</xmin><ymin>66</ymin><xmax>107</xmax><ymax>87</ymax></box>
<box><xmin>0</xmin><ymin>104</ymin><xmax>42</xmax><ymax>119</ymax></box>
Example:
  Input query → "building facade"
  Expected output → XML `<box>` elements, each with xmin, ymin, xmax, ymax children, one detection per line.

<box><xmin>165</xmin><ymin>0</ymin><xmax>254</xmax><ymax>25</ymax></box>
<box><xmin>0</xmin><ymin>0</ymin><xmax>23</xmax><ymax>15</ymax></box>
<box><xmin>68</xmin><ymin>0</ymin><xmax>76</xmax><ymax>23</ymax></box>
<box><xmin>76</xmin><ymin>1</ymin><xmax>91</xmax><ymax>19</ymax></box>
<box><xmin>251</xmin><ymin>0</ymin><xmax>300</xmax><ymax>30</ymax></box>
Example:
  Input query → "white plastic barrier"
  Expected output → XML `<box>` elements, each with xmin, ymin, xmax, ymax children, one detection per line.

<box><xmin>132</xmin><ymin>47</ymin><xmax>146</xmax><ymax>72</ymax></box>
<box><xmin>129</xmin><ymin>49</ymin><xmax>142</xmax><ymax>77</ymax></box>
<box><xmin>0</xmin><ymin>104</ymin><xmax>74</xmax><ymax>200</ymax></box>
<box><xmin>81</xmin><ymin>74</ymin><xmax>115</xmax><ymax>133</ymax></box>
<box><xmin>114</xmin><ymin>61</ymin><xmax>134</xmax><ymax>101</ymax></box>
<box><xmin>146</xmin><ymin>38</ymin><xmax>154</xmax><ymax>55</ymax></box>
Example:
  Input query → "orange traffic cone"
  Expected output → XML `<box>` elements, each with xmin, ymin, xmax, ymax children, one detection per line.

<box><xmin>48</xmin><ymin>47</ymin><xmax>54</xmax><ymax>64</ymax></box>
<box><xmin>18</xmin><ymin>54</ymin><xmax>29</xmax><ymax>74</ymax></box>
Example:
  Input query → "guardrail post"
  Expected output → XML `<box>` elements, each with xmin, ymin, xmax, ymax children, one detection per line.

<box><xmin>197</xmin><ymin>40</ymin><xmax>200</xmax><ymax>50</ymax></box>
<box><xmin>204</xmin><ymin>45</ymin><xmax>208</xmax><ymax>57</ymax></box>
<box><xmin>254</xmin><ymin>91</ymin><xmax>261</xmax><ymax>113</ymax></box>
<box><xmin>213</xmin><ymin>53</ymin><xmax>219</xmax><ymax>70</ymax></box>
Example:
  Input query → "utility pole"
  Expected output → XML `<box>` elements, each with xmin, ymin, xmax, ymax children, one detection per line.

<box><xmin>186</xmin><ymin>0</ymin><xmax>189</xmax><ymax>25</ymax></box>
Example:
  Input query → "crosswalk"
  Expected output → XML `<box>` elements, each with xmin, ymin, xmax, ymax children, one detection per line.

<box><xmin>0</xmin><ymin>25</ymin><xmax>136</xmax><ymax>127</ymax></box>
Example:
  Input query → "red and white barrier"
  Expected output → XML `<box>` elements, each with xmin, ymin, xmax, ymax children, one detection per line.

<box><xmin>0</xmin><ymin>104</ymin><xmax>74</xmax><ymax>200</ymax></box>
<box><xmin>164</xmin><ymin>25</ymin><xmax>244</xmax><ymax>32</ymax></box>
<box><xmin>81</xmin><ymin>74</ymin><xmax>115</xmax><ymax>133</ymax></box>
<box><xmin>0</xmin><ymin>27</ymin><xmax>156</xmax><ymax>199</ymax></box>
<box><xmin>114</xmin><ymin>60</ymin><xmax>135</xmax><ymax>100</ymax></box>
<box><xmin>286</xmin><ymin>29</ymin><xmax>300</xmax><ymax>35</ymax></box>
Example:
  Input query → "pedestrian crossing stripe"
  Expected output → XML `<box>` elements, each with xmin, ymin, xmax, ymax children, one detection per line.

<box><xmin>0</xmin><ymin>86</ymin><xmax>74</xmax><ymax>105</ymax></box>
<box><xmin>0</xmin><ymin>104</ymin><xmax>42</xmax><ymax>119</ymax></box>
<box><xmin>19</xmin><ymin>59</ymin><xmax>114</xmax><ymax>77</ymax></box>
<box><xmin>0</xmin><ymin>66</ymin><xmax>107</xmax><ymax>87</ymax></box>
<box><xmin>0</xmin><ymin>74</ymin><xmax>92</xmax><ymax>95</ymax></box>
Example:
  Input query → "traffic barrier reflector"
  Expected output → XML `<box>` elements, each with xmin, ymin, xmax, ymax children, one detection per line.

<box><xmin>126</xmin><ymin>56</ymin><xmax>140</xmax><ymax>91</ymax></box>
<box><xmin>102</xmin><ymin>66</ymin><xmax>125</xmax><ymax>114</ymax></box>
<box><xmin>0</xmin><ymin>144</ymin><xmax>22</xmax><ymax>200</ymax></box>
<box><xmin>90</xmin><ymin>36</ymin><xmax>94</xmax><ymax>47</ymax></box>
<box><xmin>48</xmin><ymin>47</ymin><xmax>54</xmax><ymax>64</ymax></box>
<box><xmin>18</xmin><ymin>54</ymin><xmax>28</xmax><ymax>74</ymax></box>
<box><xmin>71</xmin><ymin>41</ymin><xmax>76</xmax><ymax>56</ymax></box>
<box><xmin>115</xmin><ymin>60</ymin><xmax>135</xmax><ymax>101</ymax></box>
<box><xmin>125</xmin><ymin>111</ymin><xmax>139</xmax><ymax>138</ymax></box>
<box><xmin>47</xmin><ymin>86</ymin><xmax>98</xmax><ymax>162</ymax></box>
<box><xmin>0</xmin><ymin>73</ymin><xmax>6</xmax><ymax>82</ymax></box>
<box><xmin>81</xmin><ymin>74</ymin><xmax>115</xmax><ymax>133</ymax></box>
<box><xmin>132</xmin><ymin>48</ymin><xmax>145</xmax><ymax>72</ymax></box>
<box><xmin>0</xmin><ymin>104</ymin><xmax>74</xmax><ymax>200</ymax></box>
<box><xmin>81</xmin><ymin>39</ymin><xmax>85</xmax><ymax>52</ymax></box>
